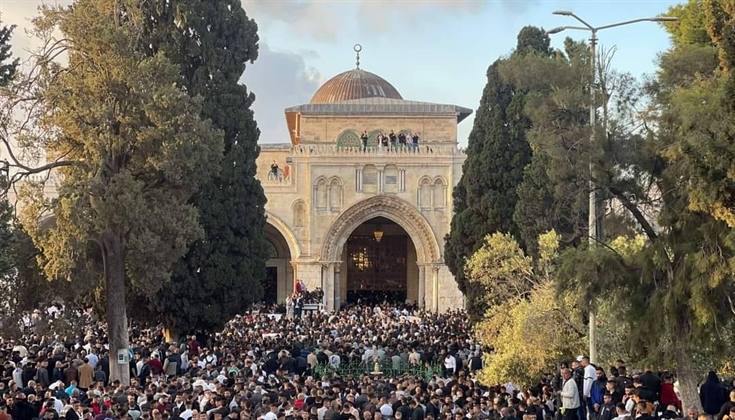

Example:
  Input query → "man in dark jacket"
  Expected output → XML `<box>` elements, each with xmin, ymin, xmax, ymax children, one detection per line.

<box><xmin>633</xmin><ymin>378</ymin><xmax>656</xmax><ymax>403</ymax></box>
<box><xmin>597</xmin><ymin>394</ymin><xmax>616</xmax><ymax>420</ymax></box>
<box><xmin>639</xmin><ymin>368</ymin><xmax>662</xmax><ymax>402</ymax></box>
<box><xmin>11</xmin><ymin>393</ymin><xmax>38</xmax><ymax>420</ymax></box>
<box><xmin>138</xmin><ymin>356</ymin><xmax>151</xmax><ymax>384</ymax></box>
<box><xmin>700</xmin><ymin>371</ymin><xmax>727</xmax><ymax>416</ymax></box>
<box><xmin>36</xmin><ymin>360</ymin><xmax>51</xmax><ymax>388</ymax></box>
<box><xmin>410</xmin><ymin>399</ymin><xmax>425</xmax><ymax>420</ymax></box>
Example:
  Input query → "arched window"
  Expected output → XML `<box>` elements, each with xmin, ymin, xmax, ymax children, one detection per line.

<box><xmin>367</xmin><ymin>130</ymin><xmax>383</xmax><ymax>147</ymax></box>
<box><xmin>433</xmin><ymin>177</ymin><xmax>447</xmax><ymax>209</ymax></box>
<box><xmin>336</xmin><ymin>130</ymin><xmax>361</xmax><ymax>148</ymax></box>
<box><xmin>315</xmin><ymin>178</ymin><xmax>328</xmax><ymax>210</ymax></box>
<box><xmin>363</xmin><ymin>165</ymin><xmax>378</xmax><ymax>194</ymax></box>
<box><xmin>293</xmin><ymin>200</ymin><xmax>306</xmax><ymax>227</ymax></box>
<box><xmin>384</xmin><ymin>164</ymin><xmax>398</xmax><ymax>194</ymax></box>
<box><xmin>329</xmin><ymin>178</ymin><xmax>342</xmax><ymax>211</ymax></box>
<box><xmin>419</xmin><ymin>177</ymin><xmax>432</xmax><ymax>209</ymax></box>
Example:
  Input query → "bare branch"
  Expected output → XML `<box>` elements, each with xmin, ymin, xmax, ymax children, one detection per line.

<box><xmin>606</xmin><ymin>184</ymin><xmax>659</xmax><ymax>241</ymax></box>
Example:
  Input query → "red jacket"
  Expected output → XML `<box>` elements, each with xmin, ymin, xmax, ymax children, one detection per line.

<box><xmin>149</xmin><ymin>358</ymin><xmax>163</xmax><ymax>374</ymax></box>
<box><xmin>660</xmin><ymin>382</ymin><xmax>681</xmax><ymax>409</ymax></box>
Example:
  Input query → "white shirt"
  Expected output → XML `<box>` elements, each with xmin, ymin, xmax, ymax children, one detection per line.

<box><xmin>444</xmin><ymin>355</ymin><xmax>457</xmax><ymax>371</ymax></box>
<box><xmin>625</xmin><ymin>398</ymin><xmax>635</xmax><ymax>414</ymax></box>
<box><xmin>561</xmin><ymin>378</ymin><xmax>581</xmax><ymax>409</ymax></box>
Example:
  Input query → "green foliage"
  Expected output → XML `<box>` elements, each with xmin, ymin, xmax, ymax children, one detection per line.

<box><xmin>473</xmin><ymin>231</ymin><xmax>586</xmax><ymax>388</ymax></box>
<box><xmin>124</xmin><ymin>0</ymin><xmax>268</xmax><ymax>335</ymax></box>
<box><xmin>503</xmin><ymin>40</ymin><xmax>592</xmax><ymax>253</ymax></box>
<box><xmin>0</xmin><ymin>22</ymin><xmax>18</xmax><ymax>86</ymax></box>
<box><xmin>662</xmin><ymin>65</ymin><xmax>735</xmax><ymax>228</ymax></box>
<box><xmin>445</xmin><ymin>26</ymin><xmax>553</xmax><ymax>319</ymax></box>
<box><xmin>501</xmin><ymin>3</ymin><xmax>735</xmax><ymax>409</ymax></box>
<box><xmin>16</xmin><ymin>0</ymin><xmax>223</xmax><ymax>340</ymax></box>
<box><xmin>663</xmin><ymin>0</ymin><xmax>712</xmax><ymax>46</ymax></box>
<box><xmin>0</xmin><ymin>200</ymin><xmax>14</xmax><ymax>287</ymax></box>
<box><xmin>465</xmin><ymin>232</ymin><xmax>534</xmax><ymax>309</ymax></box>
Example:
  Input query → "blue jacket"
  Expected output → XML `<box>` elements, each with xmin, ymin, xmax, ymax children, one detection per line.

<box><xmin>591</xmin><ymin>377</ymin><xmax>608</xmax><ymax>406</ymax></box>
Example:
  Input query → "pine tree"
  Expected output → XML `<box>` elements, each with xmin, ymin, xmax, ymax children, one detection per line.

<box><xmin>445</xmin><ymin>26</ymin><xmax>549</xmax><ymax>319</ymax></box>
<box><xmin>0</xmin><ymin>23</ymin><xmax>18</xmax><ymax>87</ymax></box>
<box><xmin>14</xmin><ymin>0</ymin><xmax>224</xmax><ymax>384</ymax></box>
<box><xmin>129</xmin><ymin>0</ymin><xmax>268</xmax><ymax>336</ymax></box>
<box><xmin>0</xmin><ymin>21</ymin><xmax>19</xmax><ymax>288</ymax></box>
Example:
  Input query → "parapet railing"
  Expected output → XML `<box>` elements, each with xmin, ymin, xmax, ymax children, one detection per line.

<box><xmin>290</xmin><ymin>144</ymin><xmax>466</xmax><ymax>157</ymax></box>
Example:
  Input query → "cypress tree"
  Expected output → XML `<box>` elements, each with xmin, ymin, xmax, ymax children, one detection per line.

<box><xmin>445</xmin><ymin>26</ymin><xmax>550</xmax><ymax>319</ymax></box>
<box><xmin>133</xmin><ymin>0</ymin><xmax>268</xmax><ymax>336</ymax></box>
<box><xmin>0</xmin><ymin>22</ymin><xmax>18</xmax><ymax>86</ymax></box>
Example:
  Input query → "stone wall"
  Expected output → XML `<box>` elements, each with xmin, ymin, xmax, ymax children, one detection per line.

<box><xmin>259</xmin><ymin>145</ymin><xmax>465</xmax><ymax>311</ymax></box>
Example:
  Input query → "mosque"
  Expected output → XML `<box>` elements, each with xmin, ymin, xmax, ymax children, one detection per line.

<box><xmin>4</xmin><ymin>46</ymin><xmax>471</xmax><ymax>312</ymax></box>
<box><xmin>258</xmin><ymin>46</ymin><xmax>471</xmax><ymax>312</ymax></box>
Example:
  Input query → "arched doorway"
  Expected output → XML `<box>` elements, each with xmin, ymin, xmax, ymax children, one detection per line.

<box><xmin>320</xmin><ymin>196</ymin><xmax>442</xmax><ymax>311</ymax></box>
<box><xmin>263</xmin><ymin>223</ymin><xmax>294</xmax><ymax>306</ymax></box>
<box><xmin>341</xmin><ymin>217</ymin><xmax>418</xmax><ymax>305</ymax></box>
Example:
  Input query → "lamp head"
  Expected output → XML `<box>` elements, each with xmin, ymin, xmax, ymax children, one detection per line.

<box><xmin>373</xmin><ymin>227</ymin><xmax>384</xmax><ymax>243</ymax></box>
<box><xmin>547</xmin><ymin>27</ymin><xmax>567</xmax><ymax>35</ymax></box>
<box><xmin>652</xmin><ymin>16</ymin><xmax>679</xmax><ymax>22</ymax></box>
<box><xmin>553</xmin><ymin>10</ymin><xmax>574</xmax><ymax>16</ymax></box>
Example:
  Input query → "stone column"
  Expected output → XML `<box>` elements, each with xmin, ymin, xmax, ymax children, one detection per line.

<box><xmin>432</xmin><ymin>264</ymin><xmax>440</xmax><ymax>312</ymax></box>
<box><xmin>376</xmin><ymin>165</ymin><xmax>385</xmax><ymax>193</ymax></box>
<box><xmin>321</xmin><ymin>263</ymin><xmax>334</xmax><ymax>311</ymax></box>
<box><xmin>289</xmin><ymin>261</ymin><xmax>298</xmax><ymax>294</ymax></box>
<box><xmin>334</xmin><ymin>262</ymin><xmax>342</xmax><ymax>311</ymax></box>
<box><xmin>417</xmin><ymin>264</ymin><xmax>426</xmax><ymax>309</ymax></box>
<box><xmin>355</xmin><ymin>165</ymin><xmax>363</xmax><ymax>192</ymax></box>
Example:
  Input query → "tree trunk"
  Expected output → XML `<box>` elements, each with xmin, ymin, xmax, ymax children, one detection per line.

<box><xmin>103</xmin><ymin>231</ymin><xmax>131</xmax><ymax>386</ymax></box>
<box><xmin>674</xmin><ymin>331</ymin><xmax>702</xmax><ymax>413</ymax></box>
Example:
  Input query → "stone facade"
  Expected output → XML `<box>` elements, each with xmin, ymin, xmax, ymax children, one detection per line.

<box><xmin>262</xmin><ymin>95</ymin><xmax>471</xmax><ymax>312</ymax></box>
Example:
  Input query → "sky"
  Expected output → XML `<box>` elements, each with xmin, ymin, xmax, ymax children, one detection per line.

<box><xmin>0</xmin><ymin>0</ymin><xmax>680</xmax><ymax>147</ymax></box>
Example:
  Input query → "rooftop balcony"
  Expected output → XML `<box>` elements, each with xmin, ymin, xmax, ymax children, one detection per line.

<box><xmin>290</xmin><ymin>143</ymin><xmax>466</xmax><ymax>157</ymax></box>
<box><xmin>257</xmin><ymin>142</ymin><xmax>465</xmax><ymax>188</ymax></box>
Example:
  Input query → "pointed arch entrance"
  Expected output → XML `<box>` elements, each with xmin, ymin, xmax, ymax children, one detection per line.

<box><xmin>320</xmin><ymin>196</ymin><xmax>442</xmax><ymax>310</ymax></box>
<box><xmin>263</xmin><ymin>212</ymin><xmax>300</xmax><ymax>305</ymax></box>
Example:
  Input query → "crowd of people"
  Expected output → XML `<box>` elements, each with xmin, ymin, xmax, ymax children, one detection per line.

<box><xmin>1</xmin><ymin>302</ymin><xmax>734</xmax><ymax>420</ymax></box>
<box><xmin>359</xmin><ymin>131</ymin><xmax>420</xmax><ymax>151</ymax></box>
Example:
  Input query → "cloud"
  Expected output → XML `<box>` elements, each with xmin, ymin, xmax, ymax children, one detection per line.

<box><xmin>1</xmin><ymin>1</ymin><xmax>74</xmax><ymax>60</ymax></box>
<box><xmin>242</xmin><ymin>0</ymin><xmax>537</xmax><ymax>41</ymax></box>
<box><xmin>1</xmin><ymin>1</ymin><xmax>322</xmax><ymax>146</ymax></box>
<box><xmin>242</xmin><ymin>44</ymin><xmax>323</xmax><ymax>144</ymax></box>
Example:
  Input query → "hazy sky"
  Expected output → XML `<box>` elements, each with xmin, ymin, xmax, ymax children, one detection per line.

<box><xmin>1</xmin><ymin>0</ymin><xmax>679</xmax><ymax>147</ymax></box>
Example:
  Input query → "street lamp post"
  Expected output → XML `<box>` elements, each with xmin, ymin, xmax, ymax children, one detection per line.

<box><xmin>547</xmin><ymin>12</ymin><xmax>678</xmax><ymax>364</ymax></box>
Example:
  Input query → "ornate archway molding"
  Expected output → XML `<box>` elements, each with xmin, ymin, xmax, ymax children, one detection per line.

<box><xmin>265</xmin><ymin>211</ymin><xmax>301</xmax><ymax>260</ymax></box>
<box><xmin>320</xmin><ymin>195</ymin><xmax>441</xmax><ymax>263</ymax></box>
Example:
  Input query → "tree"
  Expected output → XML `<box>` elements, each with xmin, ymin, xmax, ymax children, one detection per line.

<box><xmin>662</xmin><ymin>0</ymin><xmax>735</xmax><ymax>228</ymax></box>
<box><xmin>445</xmin><ymin>26</ymin><xmax>550</xmax><ymax>319</ymax></box>
<box><xmin>472</xmin><ymin>231</ymin><xmax>587</xmax><ymax>388</ymax></box>
<box><xmin>0</xmin><ymin>200</ymin><xmax>14</xmax><ymax>294</ymax></box>
<box><xmin>0</xmin><ymin>22</ymin><xmax>18</xmax><ymax>87</ymax></box>
<box><xmin>121</xmin><ymin>0</ymin><xmax>269</xmax><ymax>337</ymax></box>
<box><xmin>10</xmin><ymin>0</ymin><xmax>224</xmax><ymax>384</ymax></box>
<box><xmin>500</xmin><ymin>7</ymin><xmax>735</xmax><ymax>410</ymax></box>
<box><xmin>0</xmin><ymin>20</ymin><xmax>18</xmax><ymax>281</ymax></box>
